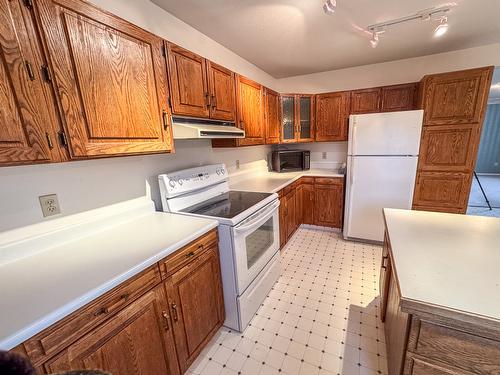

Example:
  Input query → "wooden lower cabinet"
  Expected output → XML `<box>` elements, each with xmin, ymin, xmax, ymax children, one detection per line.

<box><xmin>278</xmin><ymin>176</ymin><xmax>344</xmax><ymax>249</ymax></box>
<box><xmin>46</xmin><ymin>284</ymin><xmax>180</xmax><ymax>375</ymax></box>
<box><xmin>165</xmin><ymin>246</ymin><xmax>225</xmax><ymax>373</ymax></box>
<box><xmin>13</xmin><ymin>229</ymin><xmax>223</xmax><ymax>375</ymax></box>
<box><xmin>313</xmin><ymin>179</ymin><xmax>343</xmax><ymax>228</ymax></box>
<box><xmin>381</xmin><ymin>229</ymin><xmax>500</xmax><ymax>375</ymax></box>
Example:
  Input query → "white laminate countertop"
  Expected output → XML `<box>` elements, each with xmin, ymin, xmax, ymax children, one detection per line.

<box><xmin>230</xmin><ymin>169</ymin><xmax>344</xmax><ymax>193</ymax></box>
<box><xmin>0</xmin><ymin>200</ymin><xmax>218</xmax><ymax>350</ymax></box>
<box><xmin>383</xmin><ymin>208</ymin><xmax>500</xmax><ymax>324</ymax></box>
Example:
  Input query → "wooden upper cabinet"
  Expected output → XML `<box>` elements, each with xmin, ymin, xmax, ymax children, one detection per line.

<box><xmin>315</xmin><ymin>91</ymin><xmax>350</xmax><ymax>141</ymax></box>
<box><xmin>0</xmin><ymin>0</ymin><xmax>63</xmax><ymax>165</ymax></box>
<box><xmin>380</xmin><ymin>83</ymin><xmax>418</xmax><ymax>112</ymax></box>
<box><xmin>165</xmin><ymin>246</ymin><xmax>225</xmax><ymax>373</ymax></box>
<box><xmin>280</xmin><ymin>94</ymin><xmax>315</xmax><ymax>143</ymax></box>
<box><xmin>207</xmin><ymin>61</ymin><xmax>236</xmax><ymax>121</ymax></box>
<box><xmin>421</xmin><ymin>67</ymin><xmax>492</xmax><ymax>126</ymax></box>
<box><xmin>264</xmin><ymin>88</ymin><xmax>281</xmax><ymax>144</ymax></box>
<box><xmin>236</xmin><ymin>75</ymin><xmax>265</xmax><ymax>146</ymax></box>
<box><xmin>281</xmin><ymin>94</ymin><xmax>296</xmax><ymax>142</ymax></box>
<box><xmin>37</xmin><ymin>0</ymin><xmax>172</xmax><ymax>158</ymax></box>
<box><xmin>46</xmin><ymin>285</ymin><xmax>180</xmax><ymax>375</ymax></box>
<box><xmin>167</xmin><ymin>43</ymin><xmax>210</xmax><ymax>118</ymax></box>
<box><xmin>350</xmin><ymin>87</ymin><xmax>381</xmax><ymax>114</ymax></box>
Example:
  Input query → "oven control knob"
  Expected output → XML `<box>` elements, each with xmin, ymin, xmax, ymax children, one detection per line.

<box><xmin>178</xmin><ymin>178</ymin><xmax>183</xmax><ymax>185</ymax></box>
<box><xmin>169</xmin><ymin>179</ymin><xmax>175</xmax><ymax>188</ymax></box>
<box><xmin>220</xmin><ymin>168</ymin><xmax>225</xmax><ymax>175</ymax></box>
<box><xmin>216</xmin><ymin>169</ymin><xmax>221</xmax><ymax>175</ymax></box>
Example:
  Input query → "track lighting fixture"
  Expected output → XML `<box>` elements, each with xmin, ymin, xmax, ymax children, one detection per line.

<box><xmin>434</xmin><ymin>16</ymin><xmax>449</xmax><ymax>37</ymax></box>
<box><xmin>323</xmin><ymin>0</ymin><xmax>336</xmax><ymax>15</ymax></box>
<box><xmin>365</xmin><ymin>5</ymin><xmax>454</xmax><ymax>48</ymax></box>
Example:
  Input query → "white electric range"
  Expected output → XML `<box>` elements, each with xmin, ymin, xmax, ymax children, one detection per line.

<box><xmin>158</xmin><ymin>164</ymin><xmax>281</xmax><ymax>331</ymax></box>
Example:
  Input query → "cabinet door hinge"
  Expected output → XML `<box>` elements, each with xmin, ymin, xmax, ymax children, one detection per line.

<box><xmin>58</xmin><ymin>131</ymin><xmax>68</xmax><ymax>147</ymax></box>
<box><xmin>41</xmin><ymin>65</ymin><xmax>52</xmax><ymax>82</ymax></box>
<box><xmin>23</xmin><ymin>0</ymin><xmax>33</xmax><ymax>9</ymax></box>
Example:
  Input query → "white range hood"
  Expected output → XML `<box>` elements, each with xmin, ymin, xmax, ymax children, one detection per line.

<box><xmin>172</xmin><ymin>116</ymin><xmax>245</xmax><ymax>139</ymax></box>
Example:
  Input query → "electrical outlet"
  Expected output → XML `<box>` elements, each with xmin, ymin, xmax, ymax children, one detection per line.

<box><xmin>236</xmin><ymin>160</ymin><xmax>240</xmax><ymax>169</ymax></box>
<box><xmin>322</xmin><ymin>152</ymin><xmax>327</xmax><ymax>160</ymax></box>
<box><xmin>39</xmin><ymin>194</ymin><xmax>61</xmax><ymax>217</ymax></box>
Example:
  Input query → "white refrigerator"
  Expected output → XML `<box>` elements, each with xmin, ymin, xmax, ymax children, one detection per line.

<box><xmin>343</xmin><ymin>110</ymin><xmax>424</xmax><ymax>243</ymax></box>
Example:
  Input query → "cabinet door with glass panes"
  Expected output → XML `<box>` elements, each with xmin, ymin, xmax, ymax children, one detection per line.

<box><xmin>280</xmin><ymin>94</ymin><xmax>315</xmax><ymax>143</ymax></box>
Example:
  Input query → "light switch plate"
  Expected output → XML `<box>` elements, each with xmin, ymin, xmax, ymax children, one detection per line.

<box><xmin>39</xmin><ymin>194</ymin><xmax>61</xmax><ymax>217</ymax></box>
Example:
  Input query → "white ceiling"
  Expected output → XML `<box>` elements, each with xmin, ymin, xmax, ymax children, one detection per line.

<box><xmin>152</xmin><ymin>0</ymin><xmax>500</xmax><ymax>78</ymax></box>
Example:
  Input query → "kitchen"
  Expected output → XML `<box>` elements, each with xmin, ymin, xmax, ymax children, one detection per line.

<box><xmin>1</xmin><ymin>0</ymin><xmax>500</xmax><ymax>375</ymax></box>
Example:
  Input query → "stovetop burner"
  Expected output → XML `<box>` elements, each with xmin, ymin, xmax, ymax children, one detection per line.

<box><xmin>180</xmin><ymin>190</ymin><xmax>273</xmax><ymax>219</ymax></box>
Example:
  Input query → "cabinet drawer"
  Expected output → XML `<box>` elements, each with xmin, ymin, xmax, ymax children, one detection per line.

<box><xmin>300</xmin><ymin>177</ymin><xmax>314</xmax><ymax>184</ymax></box>
<box><xmin>22</xmin><ymin>265</ymin><xmax>161</xmax><ymax>366</ymax></box>
<box><xmin>411</xmin><ymin>321</ymin><xmax>500</xmax><ymax>374</ymax></box>
<box><xmin>314</xmin><ymin>177</ymin><xmax>344</xmax><ymax>185</ymax></box>
<box><xmin>160</xmin><ymin>229</ymin><xmax>218</xmax><ymax>278</ymax></box>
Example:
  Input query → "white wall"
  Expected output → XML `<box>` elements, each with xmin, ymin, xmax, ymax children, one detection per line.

<box><xmin>277</xmin><ymin>43</ymin><xmax>500</xmax><ymax>93</ymax></box>
<box><xmin>0</xmin><ymin>142</ymin><xmax>271</xmax><ymax>232</ymax></box>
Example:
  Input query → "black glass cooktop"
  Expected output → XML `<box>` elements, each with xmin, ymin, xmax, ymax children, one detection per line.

<box><xmin>181</xmin><ymin>191</ymin><xmax>273</xmax><ymax>219</ymax></box>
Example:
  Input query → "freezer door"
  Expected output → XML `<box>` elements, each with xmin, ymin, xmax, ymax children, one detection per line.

<box><xmin>344</xmin><ymin>156</ymin><xmax>418</xmax><ymax>242</ymax></box>
<box><xmin>348</xmin><ymin>110</ymin><xmax>423</xmax><ymax>156</ymax></box>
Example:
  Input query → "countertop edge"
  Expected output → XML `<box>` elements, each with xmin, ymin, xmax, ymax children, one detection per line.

<box><xmin>0</xmin><ymin>220</ymin><xmax>218</xmax><ymax>351</ymax></box>
<box><xmin>383</xmin><ymin>208</ymin><xmax>500</xmax><ymax>330</ymax></box>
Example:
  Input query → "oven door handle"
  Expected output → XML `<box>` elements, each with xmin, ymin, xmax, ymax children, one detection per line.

<box><xmin>234</xmin><ymin>200</ymin><xmax>280</xmax><ymax>234</ymax></box>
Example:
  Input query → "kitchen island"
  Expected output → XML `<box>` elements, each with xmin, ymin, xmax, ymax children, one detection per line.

<box><xmin>381</xmin><ymin>208</ymin><xmax>500</xmax><ymax>375</ymax></box>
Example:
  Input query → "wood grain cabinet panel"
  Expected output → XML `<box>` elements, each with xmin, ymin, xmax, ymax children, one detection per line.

<box><xmin>418</xmin><ymin>125</ymin><xmax>478</xmax><ymax>172</ymax></box>
<box><xmin>235</xmin><ymin>75</ymin><xmax>265</xmax><ymax>146</ymax></box>
<box><xmin>421</xmin><ymin>67</ymin><xmax>492</xmax><ymax>126</ymax></box>
<box><xmin>165</xmin><ymin>246</ymin><xmax>225</xmax><ymax>373</ymax></box>
<box><xmin>413</xmin><ymin>172</ymin><xmax>472</xmax><ymax>209</ymax></box>
<box><xmin>409</xmin><ymin>358</ymin><xmax>469</xmax><ymax>375</ymax></box>
<box><xmin>22</xmin><ymin>265</ymin><xmax>161</xmax><ymax>366</ymax></box>
<box><xmin>207</xmin><ymin>61</ymin><xmax>236</xmax><ymax>121</ymax></box>
<box><xmin>37</xmin><ymin>0</ymin><xmax>173</xmax><ymax>158</ymax></box>
<box><xmin>381</xmin><ymin>83</ymin><xmax>418</xmax><ymax>112</ymax></box>
<box><xmin>301</xmin><ymin>183</ymin><xmax>315</xmax><ymax>225</ymax></box>
<box><xmin>384</xmin><ymin>266</ymin><xmax>410</xmax><ymax>375</ymax></box>
<box><xmin>167</xmin><ymin>43</ymin><xmax>209</xmax><ymax>118</ymax></box>
<box><xmin>0</xmin><ymin>0</ymin><xmax>62</xmax><ymax>165</ymax></box>
<box><xmin>313</xmin><ymin>179</ymin><xmax>343</xmax><ymax>228</ymax></box>
<box><xmin>45</xmin><ymin>285</ymin><xmax>179</xmax><ymax>375</ymax></box>
<box><xmin>285</xmin><ymin>190</ymin><xmax>297</xmax><ymax>240</ymax></box>
<box><xmin>412</xmin><ymin>321</ymin><xmax>500</xmax><ymax>374</ymax></box>
<box><xmin>315</xmin><ymin>91</ymin><xmax>350</xmax><ymax>141</ymax></box>
<box><xmin>350</xmin><ymin>87</ymin><xmax>381</xmax><ymax>114</ymax></box>
<box><xmin>264</xmin><ymin>87</ymin><xmax>281</xmax><ymax>144</ymax></box>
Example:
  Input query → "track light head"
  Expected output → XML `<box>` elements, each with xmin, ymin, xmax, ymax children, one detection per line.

<box><xmin>323</xmin><ymin>0</ymin><xmax>336</xmax><ymax>15</ymax></box>
<box><xmin>434</xmin><ymin>16</ymin><xmax>449</xmax><ymax>37</ymax></box>
<box><xmin>369</xmin><ymin>32</ymin><xmax>380</xmax><ymax>48</ymax></box>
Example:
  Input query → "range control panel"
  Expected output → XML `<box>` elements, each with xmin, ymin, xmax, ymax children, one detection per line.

<box><xmin>159</xmin><ymin>164</ymin><xmax>228</xmax><ymax>197</ymax></box>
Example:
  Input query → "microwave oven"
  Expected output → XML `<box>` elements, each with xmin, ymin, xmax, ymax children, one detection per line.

<box><xmin>271</xmin><ymin>150</ymin><xmax>310</xmax><ymax>172</ymax></box>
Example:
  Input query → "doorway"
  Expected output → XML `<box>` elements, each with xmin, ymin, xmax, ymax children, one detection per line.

<box><xmin>467</xmin><ymin>66</ymin><xmax>500</xmax><ymax>218</ymax></box>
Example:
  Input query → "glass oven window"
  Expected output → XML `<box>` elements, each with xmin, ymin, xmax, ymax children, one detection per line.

<box><xmin>245</xmin><ymin>217</ymin><xmax>274</xmax><ymax>269</ymax></box>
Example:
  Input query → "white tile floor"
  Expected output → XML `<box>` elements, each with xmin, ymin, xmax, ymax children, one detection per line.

<box><xmin>188</xmin><ymin>226</ymin><xmax>387</xmax><ymax>375</ymax></box>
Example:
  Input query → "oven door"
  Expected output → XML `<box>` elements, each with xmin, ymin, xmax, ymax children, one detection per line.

<box><xmin>232</xmin><ymin>199</ymin><xmax>280</xmax><ymax>294</ymax></box>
